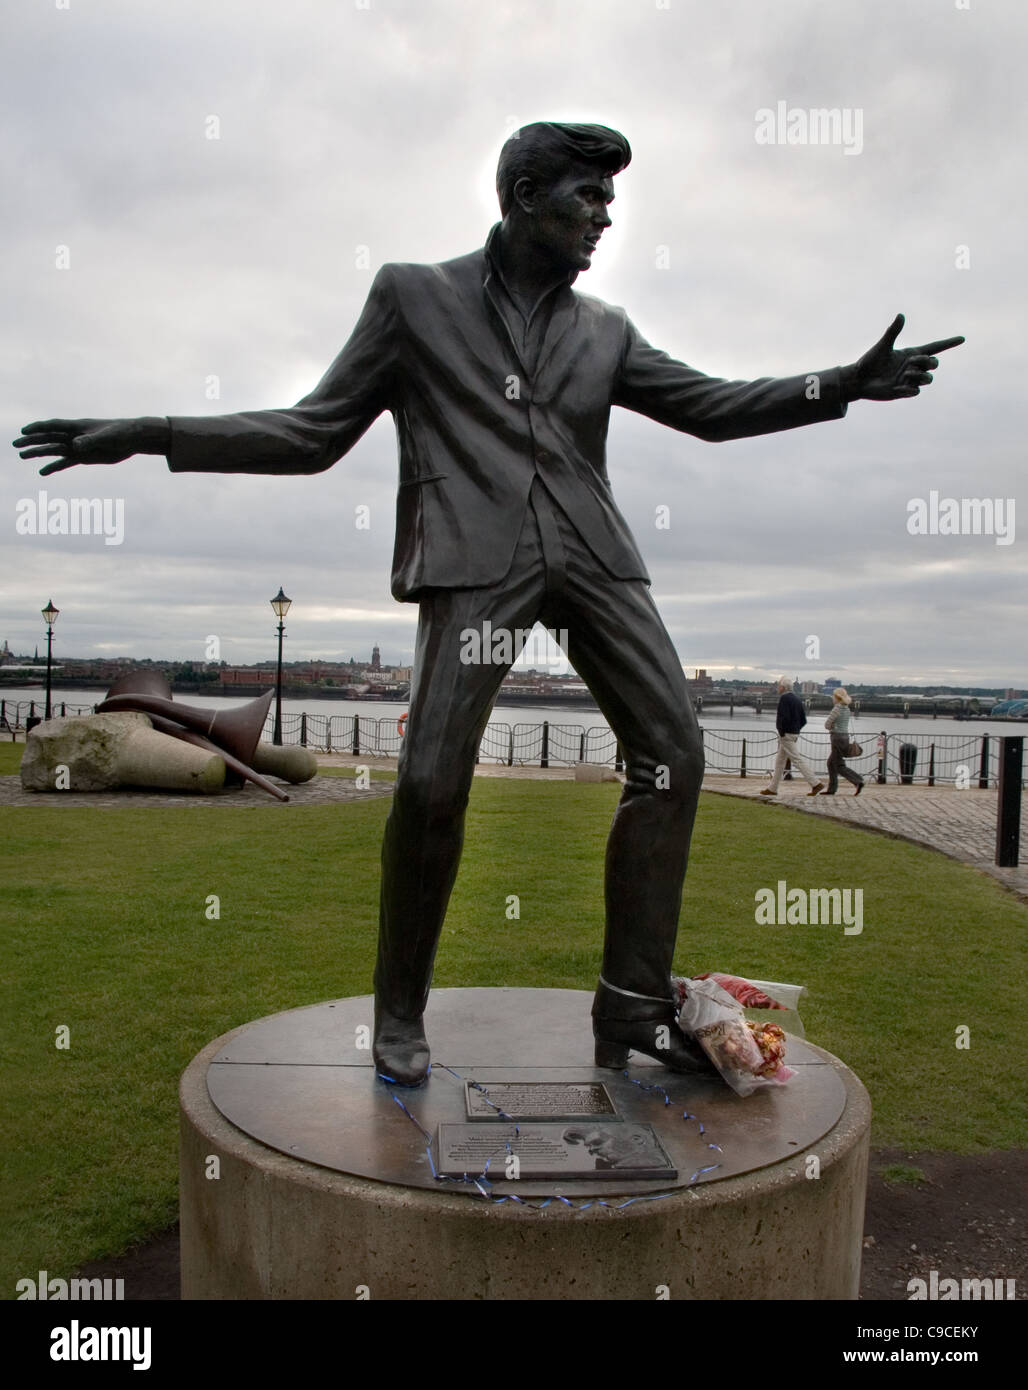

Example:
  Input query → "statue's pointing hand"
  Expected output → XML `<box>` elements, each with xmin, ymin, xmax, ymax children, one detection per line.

<box><xmin>12</xmin><ymin>418</ymin><xmax>169</xmax><ymax>475</ymax></box>
<box><xmin>846</xmin><ymin>313</ymin><xmax>964</xmax><ymax>402</ymax></box>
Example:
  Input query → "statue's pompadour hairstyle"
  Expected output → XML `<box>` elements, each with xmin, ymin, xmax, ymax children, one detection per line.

<box><xmin>496</xmin><ymin>122</ymin><xmax>632</xmax><ymax>216</ymax></box>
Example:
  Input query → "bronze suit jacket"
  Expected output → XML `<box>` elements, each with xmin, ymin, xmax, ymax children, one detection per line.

<box><xmin>167</xmin><ymin>226</ymin><xmax>848</xmax><ymax>601</ymax></box>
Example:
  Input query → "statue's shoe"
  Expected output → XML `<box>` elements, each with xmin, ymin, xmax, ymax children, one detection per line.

<box><xmin>592</xmin><ymin>1017</ymin><xmax>715</xmax><ymax>1074</ymax></box>
<box><xmin>372</xmin><ymin>1010</ymin><xmax>430</xmax><ymax>1087</ymax></box>
<box><xmin>591</xmin><ymin>979</ymin><xmax>717</xmax><ymax>1076</ymax></box>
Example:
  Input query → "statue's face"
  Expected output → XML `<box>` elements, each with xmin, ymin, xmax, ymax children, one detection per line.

<box><xmin>525</xmin><ymin>162</ymin><xmax>615</xmax><ymax>273</ymax></box>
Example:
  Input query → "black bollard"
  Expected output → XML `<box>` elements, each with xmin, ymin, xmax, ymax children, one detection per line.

<box><xmin>300</xmin><ymin>713</ymin><xmax>307</xmax><ymax>748</ymax></box>
<box><xmin>928</xmin><ymin>743</ymin><xmax>935</xmax><ymax>787</ymax></box>
<box><xmin>899</xmin><ymin>743</ymin><xmax>918</xmax><ymax>785</ymax></box>
<box><xmin>541</xmin><ymin>720</ymin><xmax>549</xmax><ymax>769</ymax></box>
<box><xmin>352</xmin><ymin>715</ymin><xmax>360</xmax><ymax>758</ymax></box>
<box><xmin>740</xmin><ymin>738</ymin><xmax>747</xmax><ymax>779</ymax></box>
<box><xmin>978</xmin><ymin>735</ymin><xmax>990</xmax><ymax>790</ymax></box>
<box><xmin>995</xmin><ymin>737</ymin><xmax>1023</xmax><ymax>867</ymax></box>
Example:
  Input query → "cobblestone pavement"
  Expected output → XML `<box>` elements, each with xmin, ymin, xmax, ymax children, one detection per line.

<box><xmin>0</xmin><ymin>774</ymin><xmax>394</xmax><ymax>810</ymax></box>
<box><xmin>318</xmin><ymin>753</ymin><xmax>574</xmax><ymax>779</ymax></box>
<box><xmin>703</xmin><ymin>775</ymin><xmax>1028</xmax><ymax>901</ymax></box>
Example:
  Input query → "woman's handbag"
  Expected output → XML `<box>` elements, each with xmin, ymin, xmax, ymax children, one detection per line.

<box><xmin>847</xmin><ymin>711</ymin><xmax>863</xmax><ymax>758</ymax></box>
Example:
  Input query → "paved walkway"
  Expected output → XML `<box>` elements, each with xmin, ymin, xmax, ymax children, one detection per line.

<box><xmin>704</xmin><ymin>776</ymin><xmax>1028</xmax><ymax>901</ymax></box>
<box><xmin>0</xmin><ymin>773</ymin><xmax>394</xmax><ymax>810</ymax></box>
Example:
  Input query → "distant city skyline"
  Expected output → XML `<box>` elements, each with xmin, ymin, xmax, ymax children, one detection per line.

<box><xmin>1</xmin><ymin>641</ymin><xmax>1021</xmax><ymax>699</ymax></box>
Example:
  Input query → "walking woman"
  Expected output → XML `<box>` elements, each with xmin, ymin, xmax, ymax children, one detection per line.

<box><xmin>824</xmin><ymin>688</ymin><xmax>864</xmax><ymax>795</ymax></box>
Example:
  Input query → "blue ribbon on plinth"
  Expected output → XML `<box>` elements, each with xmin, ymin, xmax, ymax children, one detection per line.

<box><xmin>625</xmin><ymin>1072</ymin><xmax>672</xmax><ymax>1105</ymax></box>
<box><xmin>436</xmin><ymin>1063</ymin><xmax>518</xmax><ymax>1127</ymax></box>
<box><xmin>376</xmin><ymin>1062</ymin><xmax>432</xmax><ymax>1087</ymax></box>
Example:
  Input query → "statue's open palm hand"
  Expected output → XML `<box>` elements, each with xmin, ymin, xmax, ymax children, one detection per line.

<box><xmin>13</xmin><ymin>418</ymin><xmax>143</xmax><ymax>475</ymax></box>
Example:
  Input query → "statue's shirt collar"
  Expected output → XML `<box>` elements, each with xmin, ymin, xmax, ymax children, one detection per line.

<box><xmin>484</xmin><ymin>223</ymin><xmax>578</xmax><ymax>323</ymax></box>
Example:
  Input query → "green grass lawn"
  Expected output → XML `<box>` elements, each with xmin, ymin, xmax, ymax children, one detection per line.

<box><xmin>2</xmin><ymin>742</ymin><xmax>1025</xmax><ymax>1288</ymax></box>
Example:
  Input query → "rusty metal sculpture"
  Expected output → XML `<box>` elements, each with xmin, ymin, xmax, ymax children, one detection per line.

<box><xmin>96</xmin><ymin>679</ymin><xmax>287</xmax><ymax>801</ymax></box>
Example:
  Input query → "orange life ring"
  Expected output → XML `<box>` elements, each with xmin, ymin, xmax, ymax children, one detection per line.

<box><xmin>397</xmin><ymin>712</ymin><xmax>408</xmax><ymax>737</ymax></box>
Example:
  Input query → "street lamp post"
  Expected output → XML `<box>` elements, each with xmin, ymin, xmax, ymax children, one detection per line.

<box><xmin>270</xmin><ymin>588</ymin><xmax>292</xmax><ymax>746</ymax></box>
<box><xmin>42</xmin><ymin>600</ymin><xmax>59</xmax><ymax>720</ymax></box>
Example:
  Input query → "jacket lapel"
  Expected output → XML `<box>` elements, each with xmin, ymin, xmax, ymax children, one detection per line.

<box><xmin>482</xmin><ymin>266</ymin><xmax>529</xmax><ymax>379</ymax></box>
<box><xmin>533</xmin><ymin>286</ymin><xmax>578</xmax><ymax>384</ymax></box>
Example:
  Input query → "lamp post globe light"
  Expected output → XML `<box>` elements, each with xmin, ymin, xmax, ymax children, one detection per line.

<box><xmin>270</xmin><ymin>588</ymin><xmax>292</xmax><ymax>746</ymax></box>
<box><xmin>42</xmin><ymin>600</ymin><xmax>59</xmax><ymax>721</ymax></box>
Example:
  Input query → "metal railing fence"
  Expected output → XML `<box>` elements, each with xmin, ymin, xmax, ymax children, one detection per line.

<box><xmin>3</xmin><ymin>698</ymin><xmax>1024</xmax><ymax>788</ymax></box>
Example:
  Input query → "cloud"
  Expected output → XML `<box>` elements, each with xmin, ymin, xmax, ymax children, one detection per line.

<box><xmin>3</xmin><ymin>0</ymin><xmax>1022</xmax><ymax>685</ymax></box>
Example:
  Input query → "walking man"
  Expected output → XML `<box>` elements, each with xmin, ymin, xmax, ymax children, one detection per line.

<box><xmin>761</xmin><ymin>678</ymin><xmax>825</xmax><ymax>797</ymax></box>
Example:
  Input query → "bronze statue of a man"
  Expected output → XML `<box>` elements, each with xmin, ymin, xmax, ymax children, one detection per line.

<box><xmin>16</xmin><ymin>122</ymin><xmax>962</xmax><ymax>1086</ymax></box>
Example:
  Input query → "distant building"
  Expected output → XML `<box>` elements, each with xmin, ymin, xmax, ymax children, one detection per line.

<box><xmin>991</xmin><ymin>698</ymin><xmax>1028</xmax><ymax>718</ymax></box>
<box><xmin>823</xmin><ymin>677</ymin><xmax>842</xmax><ymax>694</ymax></box>
<box><xmin>219</xmin><ymin>666</ymin><xmax>276</xmax><ymax>686</ymax></box>
<box><xmin>371</xmin><ymin>645</ymin><xmax>381</xmax><ymax>672</ymax></box>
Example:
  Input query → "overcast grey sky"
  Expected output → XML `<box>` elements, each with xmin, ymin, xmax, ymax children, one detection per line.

<box><xmin>4</xmin><ymin>0</ymin><xmax>1024</xmax><ymax>686</ymax></box>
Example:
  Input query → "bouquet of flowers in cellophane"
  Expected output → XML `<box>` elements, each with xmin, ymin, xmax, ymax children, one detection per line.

<box><xmin>671</xmin><ymin>973</ymin><xmax>800</xmax><ymax>1096</ymax></box>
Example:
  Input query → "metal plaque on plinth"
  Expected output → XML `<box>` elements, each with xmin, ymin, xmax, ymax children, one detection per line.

<box><xmin>464</xmin><ymin>1079</ymin><xmax>619</xmax><ymax>1121</ymax></box>
<box><xmin>435</xmin><ymin>1122</ymin><xmax>676</xmax><ymax>1181</ymax></box>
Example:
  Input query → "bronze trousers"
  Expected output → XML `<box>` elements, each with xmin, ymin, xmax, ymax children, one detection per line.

<box><xmin>374</xmin><ymin>478</ymin><xmax>705</xmax><ymax>1018</ymax></box>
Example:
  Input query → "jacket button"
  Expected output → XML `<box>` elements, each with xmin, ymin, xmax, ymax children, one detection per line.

<box><xmin>535</xmin><ymin>449</ymin><xmax>550</xmax><ymax>465</ymax></box>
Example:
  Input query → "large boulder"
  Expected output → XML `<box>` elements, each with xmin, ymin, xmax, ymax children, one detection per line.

<box><xmin>20</xmin><ymin>712</ymin><xmax>226</xmax><ymax>794</ymax></box>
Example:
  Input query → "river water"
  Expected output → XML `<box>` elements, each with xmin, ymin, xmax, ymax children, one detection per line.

<box><xmin>4</xmin><ymin>684</ymin><xmax>1022</xmax><ymax>784</ymax></box>
<box><xmin>2</xmin><ymin>685</ymin><xmax>1021</xmax><ymax>742</ymax></box>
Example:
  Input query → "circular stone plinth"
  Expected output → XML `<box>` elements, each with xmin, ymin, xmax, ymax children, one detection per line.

<box><xmin>180</xmin><ymin>989</ymin><xmax>871</xmax><ymax>1299</ymax></box>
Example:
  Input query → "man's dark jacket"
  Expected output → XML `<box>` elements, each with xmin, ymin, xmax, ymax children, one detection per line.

<box><xmin>166</xmin><ymin>226</ymin><xmax>848</xmax><ymax>601</ymax></box>
<box><xmin>777</xmin><ymin>691</ymin><xmax>808</xmax><ymax>736</ymax></box>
